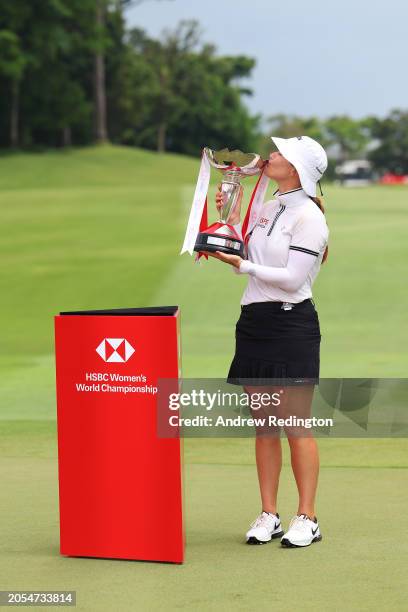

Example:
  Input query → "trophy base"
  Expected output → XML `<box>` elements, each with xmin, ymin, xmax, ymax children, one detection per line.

<box><xmin>194</xmin><ymin>231</ymin><xmax>245</xmax><ymax>257</ymax></box>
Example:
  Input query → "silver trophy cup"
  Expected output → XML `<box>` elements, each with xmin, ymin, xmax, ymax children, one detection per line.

<box><xmin>194</xmin><ymin>148</ymin><xmax>261</xmax><ymax>257</ymax></box>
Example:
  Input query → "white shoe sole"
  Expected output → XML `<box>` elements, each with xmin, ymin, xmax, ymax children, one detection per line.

<box><xmin>281</xmin><ymin>534</ymin><xmax>322</xmax><ymax>548</ymax></box>
<box><xmin>246</xmin><ymin>530</ymin><xmax>284</xmax><ymax>545</ymax></box>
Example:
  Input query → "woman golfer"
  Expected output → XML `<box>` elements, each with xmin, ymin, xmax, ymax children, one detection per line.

<box><xmin>210</xmin><ymin>135</ymin><xmax>329</xmax><ymax>548</ymax></box>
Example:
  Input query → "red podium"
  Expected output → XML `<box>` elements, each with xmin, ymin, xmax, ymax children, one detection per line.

<box><xmin>54</xmin><ymin>306</ymin><xmax>184</xmax><ymax>563</ymax></box>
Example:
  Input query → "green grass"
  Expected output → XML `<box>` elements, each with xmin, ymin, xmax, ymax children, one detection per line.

<box><xmin>1</xmin><ymin>144</ymin><xmax>407</xmax><ymax>373</ymax></box>
<box><xmin>1</xmin><ymin>145</ymin><xmax>408</xmax><ymax>610</ymax></box>
<box><xmin>1</xmin><ymin>456</ymin><xmax>407</xmax><ymax>611</ymax></box>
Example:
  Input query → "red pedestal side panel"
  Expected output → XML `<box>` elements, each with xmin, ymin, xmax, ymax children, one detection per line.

<box><xmin>54</xmin><ymin>308</ymin><xmax>184</xmax><ymax>563</ymax></box>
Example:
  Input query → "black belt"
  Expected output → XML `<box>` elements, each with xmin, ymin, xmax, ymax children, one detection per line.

<box><xmin>241</xmin><ymin>298</ymin><xmax>314</xmax><ymax>312</ymax></box>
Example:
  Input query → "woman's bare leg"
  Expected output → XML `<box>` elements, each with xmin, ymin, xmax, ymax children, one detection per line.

<box><xmin>281</xmin><ymin>385</ymin><xmax>319</xmax><ymax>518</ymax></box>
<box><xmin>244</xmin><ymin>385</ymin><xmax>283</xmax><ymax>514</ymax></box>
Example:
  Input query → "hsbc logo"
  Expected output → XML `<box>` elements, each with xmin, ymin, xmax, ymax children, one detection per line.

<box><xmin>257</xmin><ymin>216</ymin><xmax>270</xmax><ymax>229</ymax></box>
<box><xmin>96</xmin><ymin>338</ymin><xmax>135</xmax><ymax>363</ymax></box>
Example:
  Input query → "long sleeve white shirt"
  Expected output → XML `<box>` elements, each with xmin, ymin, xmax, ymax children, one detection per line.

<box><xmin>230</xmin><ymin>188</ymin><xmax>329</xmax><ymax>305</ymax></box>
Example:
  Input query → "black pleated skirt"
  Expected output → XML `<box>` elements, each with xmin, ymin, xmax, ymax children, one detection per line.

<box><xmin>227</xmin><ymin>298</ymin><xmax>321</xmax><ymax>386</ymax></box>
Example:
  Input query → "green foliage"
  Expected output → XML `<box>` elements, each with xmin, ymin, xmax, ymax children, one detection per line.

<box><xmin>0</xmin><ymin>0</ymin><xmax>99</xmax><ymax>146</ymax></box>
<box><xmin>0</xmin><ymin>30</ymin><xmax>26</xmax><ymax>81</ymax></box>
<box><xmin>110</xmin><ymin>19</ymin><xmax>259</xmax><ymax>154</ymax></box>
<box><xmin>0</xmin><ymin>5</ymin><xmax>258</xmax><ymax>154</ymax></box>
<box><xmin>1</xmin><ymin>1</ymin><xmax>407</xmax><ymax>170</ymax></box>
<box><xmin>367</xmin><ymin>109</ymin><xmax>408</xmax><ymax>174</ymax></box>
<box><xmin>258</xmin><ymin>112</ymin><xmax>407</xmax><ymax>177</ymax></box>
<box><xmin>258</xmin><ymin>114</ymin><xmax>328</xmax><ymax>160</ymax></box>
<box><xmin>325</xmin><ymin>115</ymin><xmax>371</xmax><ymax>160</ymax></box>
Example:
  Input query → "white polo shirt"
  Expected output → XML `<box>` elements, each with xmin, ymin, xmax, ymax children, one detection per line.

<box><xmin>232</xmin><ymin>188</ymin><xmax>329</xmax><ymax>305</ymax></box>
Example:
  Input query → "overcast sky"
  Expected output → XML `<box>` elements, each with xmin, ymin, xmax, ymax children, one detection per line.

<box><xmin>125</xmin><ymin>0</ymin><xmax>408</xmax><ymax>121</ymax></box>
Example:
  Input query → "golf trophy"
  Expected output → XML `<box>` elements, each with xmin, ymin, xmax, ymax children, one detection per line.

<box><xmin>180</xmin><ymin>147</ymin><xmax>269</xmax><ymax>262</ymax></box>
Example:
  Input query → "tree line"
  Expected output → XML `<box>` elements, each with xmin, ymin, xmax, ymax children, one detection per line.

<box><xmin>260</xmin><ymin>112</ymin><xmax>408</xmax><ymax>176</ymax></box>
<box><xmin>0</xmin><ymin>1</ymin><xmax>407</xmax><ymax>174</ymax></box>
<box><xmin>0</xmin><ymin>1</ymin><xmax>258</xmax><ymax>155</ymax></box>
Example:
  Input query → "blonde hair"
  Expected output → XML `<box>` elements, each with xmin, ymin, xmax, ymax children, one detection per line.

<box><xmin>309</xmin><ymin>196</ymin><xmax>329</xmax><ymax>264</ymax></box>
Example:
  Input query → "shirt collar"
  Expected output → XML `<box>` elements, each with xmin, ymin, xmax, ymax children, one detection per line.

<box><xmin>275</xmin><ymin>187</ymin><xmax>309</xmax><ymax>207</ymax></box>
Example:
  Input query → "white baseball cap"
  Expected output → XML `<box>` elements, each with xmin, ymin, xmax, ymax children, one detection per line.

<box><xmin>270</xmin><ymin>135</ymin><xmax>328</xmax><ymax>197</ymax></box>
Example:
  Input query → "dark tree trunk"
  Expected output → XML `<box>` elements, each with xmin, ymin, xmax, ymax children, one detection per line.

<box><xmin>95</xmin><ymin>0</ymin><xmax>108</xmax><ymax>143</ymax></box>
<box><xmin>62</xmin><ymin>126</ymin><xmax>72</xmax><ymax>147</ymax></box>
<box><xmin>157</xmin><ymin>122</ymin><xmax>166</xmax><ymax>153</ymax></box>
<box><xmin>10</xmin><ymin>80</ymin><xmax>19</xmax><ymax>148</ymax></box>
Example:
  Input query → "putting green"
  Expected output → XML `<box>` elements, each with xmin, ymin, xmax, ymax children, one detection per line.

<box><xmin>1</xmin><ymin>433</ymin><xmax>407</xmax><ymax>611</ymax></box>
<box><xmin>1</xmin><ymin>146</ymin><xmax>407</xmax><ymax>610</ymax></box>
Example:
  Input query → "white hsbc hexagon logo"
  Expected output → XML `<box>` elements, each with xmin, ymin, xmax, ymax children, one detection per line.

<box><xmin>96</xmin><ymin>338</ymin><xmax>135</xmax><ymax>363</ymax></box>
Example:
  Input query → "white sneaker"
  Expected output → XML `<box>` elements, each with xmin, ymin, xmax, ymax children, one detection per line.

<box><xmin>246</xmin><ymin>511</ymin><xmax>284</xmax><ymax>545</ymax></box>
<box><xmin>281</xmin><ymin>513</ymin><xmax>322</xmax><ymax>547</ymax></box>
